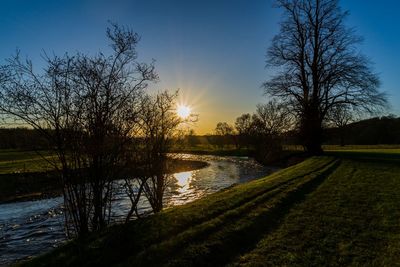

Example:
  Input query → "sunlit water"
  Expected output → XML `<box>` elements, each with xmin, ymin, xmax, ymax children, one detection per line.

<box><xmin>0</xmin><ymin>154</ymin><xmax>276</xmax><ymax>266</ymax></box>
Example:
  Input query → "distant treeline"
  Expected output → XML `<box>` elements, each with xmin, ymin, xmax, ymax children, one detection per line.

<box><xmin>1</xmin><ymin>116</ymin><xmax>399</xmax><ymax>150</ymax></box>
<box><xmin>183</xmin><ymin>116</ymin><xmax>400</xmax><ymax>148</ymax></box>
<box><xmin>0</xmin><ymin>128</ymin><xmax>50</xmax><ymax>149</ymax></box>
<box><xmin>325</xmin><ymin>116</ymin><xmax>400</xmax><ymax>145</ymax></box>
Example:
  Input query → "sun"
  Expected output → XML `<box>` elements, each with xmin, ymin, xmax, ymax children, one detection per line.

<box><xmin>177</xmin><ymin>104</ymin><xmax>191</xmax><ymax>119</ymax></box>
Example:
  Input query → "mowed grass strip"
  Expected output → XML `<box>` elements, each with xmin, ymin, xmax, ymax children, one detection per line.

<box><xmin>20</xmin><ymin>157</ymin><xmax>336</xmax><ymax>267</ymax></box>
<box><xmin>235</xmin><ymin>158</ymin><xmax>400</xmax><ymax>266</ymax></box>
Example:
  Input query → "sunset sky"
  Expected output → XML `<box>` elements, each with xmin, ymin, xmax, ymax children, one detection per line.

<box><xmin>1</xmin><ymin>0</ymin><xmax>399</xmax><ymax>134</ymax></box>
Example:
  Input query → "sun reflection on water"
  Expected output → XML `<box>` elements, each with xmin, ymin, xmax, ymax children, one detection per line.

<box><xmin>174</xmin><ymin>171</ymin><xmax>192</xmax><ymax>193</ymax></box>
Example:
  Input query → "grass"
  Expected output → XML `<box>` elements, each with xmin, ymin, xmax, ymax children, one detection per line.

<box><xmin>283</xmin><ymin>144</ymin><xmax>400</xmax><ymax>152</ymax></box>
<box><xmin>235</xmin><ymin>158</ymin><xmax>400</xmax><ymax>266</ymax></box>
<box><xmin>10</xmin><ymin>147</ymin><xmax>400</xmax><ymax>266</ymax></box>
<box><xmin>325</xmin><ymin>149</ymin><xmax>400</xmax><ymax>162</ymax></box>
<box><xmin>0</xmin><ymin>149</ymin><xmax>60</xmax><ymax>202</ymax></box>
<box><xmin>323</xmin><ymin>144</ymin><xmax>400</xmax><ymax>150</ymax></box>
<box><xmin>0</xmin><ymin>149</ymin><xmax>55</xmax><ymax>174</ymax></box>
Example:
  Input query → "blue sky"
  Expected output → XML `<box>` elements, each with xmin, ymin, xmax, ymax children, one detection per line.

<box><xmin>0</xmin><ymin>0</ymin><xmax>399</xmax><ymax>133</ymax></box>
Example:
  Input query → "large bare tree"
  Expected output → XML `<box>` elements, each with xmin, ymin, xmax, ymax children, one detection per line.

<box><xmin>0</xmin><ymin>24</ymin><xmax>158</xmax><ymax>236</ymax></box>
<box><xmin>264</xmin><ymin>0</ymin><xmax>387</xmax><ymax>154</ymax></box>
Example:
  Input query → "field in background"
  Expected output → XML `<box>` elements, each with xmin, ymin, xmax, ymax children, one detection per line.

<box><xmin>283</xmin><ymin>144</ymin><xmax>400</xmax><ymax>151</ymax></box>
<box><xmin>2</xmin><ymin>145</ymin><xmax>400</xmax><ymax>175</ymax></box>
<box><xmin>0</xmin><ymin>149</ymin><xmax>55</xmax><ymax>174</ymax></box>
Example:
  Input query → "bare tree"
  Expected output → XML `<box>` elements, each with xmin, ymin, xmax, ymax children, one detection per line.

<box><xmin>252</xmin><ymin>101</ymin><xmax>293</xmax><ymax>136</ymax></box>
<box><xmin>122</xmin><ymin>90</ymin><xmax>198</xmax><ymax>218</ymax></box>
<box><xmin>136</xmin><ymin>90</ymin><xmax>182</xmax><ymax>213</ymax></box>
<box><xmin>326</xmin><ymin>104</ymin><xmax>354</xmax><ymax>146</ymax></box>
<box><xmin>0</xmin><ymin>24</ymin><xmax>157</xmax><ymax>236</ymax></box>
<box><xmin>235</xmin><ymin>113</ymin><xmax>252</xmax><ymax>148</ymax></box>
<box><xmin>250</xmin><ymin>100</ymin><xmax>292</xmax><ymax>163</ymax></box>
<box><xmin>264</xmin><ymin>0</ymin><xmax>387</xmax><ymax>154</ymax></box>
<box><xmin>186</xmin><ymin>128</ymin><xmax>198</xmax><ymax>148</ymax></box>
<box><xmin>215</xmin><ymin>122</ymin><xmax>234</xmax><ymax>136</ymax></box>
<box><xmin>215</xmin><ymin>122</ymin><xmax>235</xmax><ymax>149</ymax></box>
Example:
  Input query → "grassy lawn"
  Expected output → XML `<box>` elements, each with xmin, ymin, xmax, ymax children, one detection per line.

<box><xmin>0</xmin><ymin>150</ymin><xmax>60</xmax><ymax>202</ymax></box>
<box><xmin>323</xmin><ymin>144</ymin><xmax>400</xmax><ymax>151</ymax></box>
<box><xmin>283</xmin><ymin>144</ymin><xmax>400</xmax><ymax>152</ymax></box>
<box><xmin>9</xmin><ymin>148</ymin><xmax>400</xmax><ymax>266</ymax></box>
<box><xmin>236</xmin><ymin>157</ymin><xmax>400</xmax><ymax>266</ymax></box>
<box><xmin>0</xmin><ymin>149</ymin><xmax>55</xmax><ymax>174</ymax></box>
<box><xmin>325</xmin><ymin>149</ymin><xmax>400</xmax><ymax>162</ymax></box>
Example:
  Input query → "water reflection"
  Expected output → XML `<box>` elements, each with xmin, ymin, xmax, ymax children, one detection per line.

<box><xmin>174</xmin><ymin>171</ymin><xmax>192</xmax><ymax>193</ymax></box>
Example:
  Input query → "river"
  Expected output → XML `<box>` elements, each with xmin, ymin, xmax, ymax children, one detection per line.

<box><xmin>0</xmin><ymin>154</ymin><xmax>276</xmax><ymax>266</ymax></box>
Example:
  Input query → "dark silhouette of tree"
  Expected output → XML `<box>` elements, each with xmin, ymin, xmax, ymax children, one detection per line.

<box><xmin>137</xmin><ymin>90</ymin><xmax>182</xmax><ymax>213</ymax></box>
<box><xmin>232</xmin><ymin>100</ymin><xmax>293</xmax><ymax>163</ymax></box>
<box><xmin>235</xmin><ymin>113</ymin><xmax>252</xmax><ymax>148</ymax></box>
<box><xmin>0</xmin><ymin>24</ymin><xmax>158</xmax><ymax>236</ymax></box>
<box><xmin>326</xmin><ymin>104</ymin><xmax>354</xmax><ymax>146</ymax></box>
<box><xmin>186</xmin><ymin>129</ymin><xmax>200</xmax><ymax>148</ymax></box>
<box><xmin>215</xmin><ymin>122</ymin><xmax>234</xmax><ymax>136</ymax></box>
<box><xmin>0</xmin><ymin>128</ymin><xmax>50</xmax><ymax>149</ymax></box>
<box><xmin>264</xmin><ymin>0</ymin><xmax>387</xmax><ymax>154</ymax></box>
<box><xmin>215</xmin><ymin>122</ymin><xmax>235</xmax><ymax>149</ymax></box>
<box><xmin>250</xmin><ymin>101</ymin><xmax>293</xmax><ymax>163</ymax></box>
<box><xmin>251</xmin><ymin>102</ymin><xmax>293</xmax><ymax>136</ymax></box>
<box><xmin>324</xmin><ymin>115</ymin><xmax>400</xmax><ymax>145</ymax></box>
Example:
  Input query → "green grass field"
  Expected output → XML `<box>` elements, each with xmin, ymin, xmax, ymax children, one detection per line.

<box><xmin>0</xmin><ymin>149</ymin><xmax>55</xmax><ymax>174</ymax></box>
<box><xmin>0</xmin><ymin>150</ymin><xmax>60</xmax><ymax>202</ymax></box>
<box><xmin>17</xmin><ymin>148</ymin><xmax>400</xmax><ymax>266</ymax></box>
<box><xmin>235</xmin><ymin>157</ymin><xmax>400</xmax><ymax>266</ymax></box>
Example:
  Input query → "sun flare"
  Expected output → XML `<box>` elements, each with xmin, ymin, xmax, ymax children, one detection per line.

<box><xmin>177</xmin><ymin>104</ymin><xmax>191</xmax><ymax>119</ymax></box>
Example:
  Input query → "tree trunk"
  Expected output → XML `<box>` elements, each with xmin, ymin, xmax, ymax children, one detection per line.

<box><xmin>301</xmin><ymin>108</ymin><xmax>323</xmax><ymax>155</ymax></box>
<box><xmin>339</xmin><ymin>127</ymin><xmax>346</xmax><ymax>146</ymax></box>
<box><xmin>153</xmin><ymin>174</ymin><xmax>164</xmax><ymax>213</ymax></box>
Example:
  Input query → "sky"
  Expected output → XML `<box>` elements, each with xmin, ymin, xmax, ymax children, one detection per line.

<box><xmin>0</xmin><ymin>0</ymin><xmax>399</xmax><ymax>134</ymax></box>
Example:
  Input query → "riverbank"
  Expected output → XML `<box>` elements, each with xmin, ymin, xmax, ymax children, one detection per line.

<box><xmin>0</xmin><ymin>156</ymin><xmax>208</xmax><ymax>204</ymax></box>
<box><xmin>172</xmin><ymin>147</ymin><xmax>307</xmax><ymax>167</ymax></box>
<box><xmin>1</xmin><ymin>154</ymin><xmax>272</xmax><ymax>266</ymax></box>
<box><xmin>171</xmin><ymin>147</ymin><xmax>253</xmax><ymax>157</ymax></box>
<box><xmin>16</xmin><ymin>149</ymin><xmax>400</xmax><ymax>266</ymax></box>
